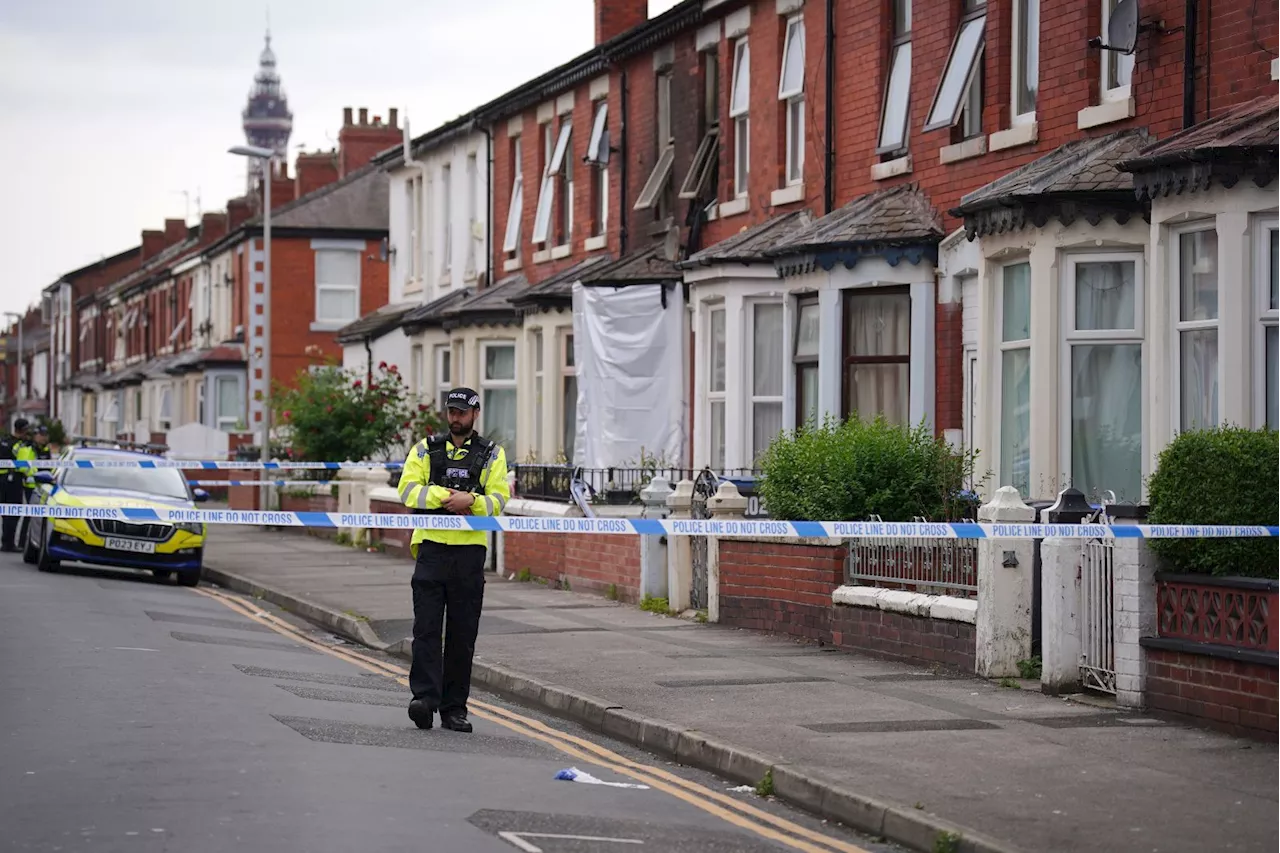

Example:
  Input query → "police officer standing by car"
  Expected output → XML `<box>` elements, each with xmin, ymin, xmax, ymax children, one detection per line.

<box><xmin>396</xmin><ymin>388</ymin><xmax>510</xmax><ymax>733</ymax></box>
<box><xmin>0</xmin><ymin>418</ymin><xmax>33</xmax><ymax>553</ymax></box>
<box><xmin>17</xmin><ymin>424</ymin><xmax>52</xmax><ymax>549</ymax></box>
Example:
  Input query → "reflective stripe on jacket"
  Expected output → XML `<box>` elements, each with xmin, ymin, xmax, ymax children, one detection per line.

<box><xmin>397</xmin><ymin>434</ymin><xmax>510</xmax><ymax>555</ymax></box>
<box><xmin>16</xmin><ymin>442</ymin><xmax>36</xmax><ymax>489</ymax></box>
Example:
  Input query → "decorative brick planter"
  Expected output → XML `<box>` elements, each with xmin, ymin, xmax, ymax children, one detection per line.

<box><xmin>1140</xmin><ymin>573</ymin><xmax>1278</xmax><ymax>740</ymax></box>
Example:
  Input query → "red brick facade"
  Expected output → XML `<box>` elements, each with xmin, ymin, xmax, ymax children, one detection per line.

<box><xmin>504</xmin><ymin>531</ymin><xmax>642</xmax><ymax>601</ymax></box>
<box><xmin>1143</xmin><ymin>648</ymin><xmax>1278</xmax><ymax>741</ymax></box>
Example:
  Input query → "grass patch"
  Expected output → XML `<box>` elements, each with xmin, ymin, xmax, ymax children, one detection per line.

<box><xmin>605</xmin><ymin>583</ymin><xmax>619</xmax><ymax>601</ymax></box>
<box><xmin>1016</xmin><ymin>655</ymin><xmax>1042</xmax><ymax>680</ymax></box>
<box><xmin>334</xmin><ymin>532</ymin><xmax>352</xmax><ymax>546</ymax></box>
<box><xmin>933</xmin><ymin>830</ymin><xmax>962</xmax><ymax>853</ymax></box>
<box><xmin>695</xmin><ymin>610</ymin><xmax>709</xmax><ymax>624</ymax></box>
<box><xmin>639</xmin><ymin>596</ymin><xmax>675</xmax><ymax>616</ymax></box>
<box><xmin>754</xmin><ymin>768</ymin><xmax>774</xmax><ymax>797</ymax></box>
<box><xmin>999</xmin><ymin>676</ymin><xmax>1021</xmax><ymax>689</ymax></box>
<box><xmin>516</xmin><ymin>568</ymin><xmax>533</xmax><ymax>583</ymax></box>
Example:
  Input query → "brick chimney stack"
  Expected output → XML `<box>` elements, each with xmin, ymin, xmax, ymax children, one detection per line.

<box><xmin>198</xmin><ymin>212</ymin><xmax>229</xmax><ymax>247</ymax></box>
<box><xmin>227</xmin><ymin>197</ymin><xmax>253</xmax><ymax>231</ymax></box>
<box><xmin>163</xmin><ymin>218</ymin><xmax>188</xmax><ymax>246</ymax></box>
<box><xmin>337</xmin><ymin>106</ymin><xmax>401</xmax><ymax>177</ymax></box>
<box><xmin>140</xmin><ymin>229</ymin><xmax>165</xmax><ymax>261</ymax></box>
<box><xmin>295</xmin><ymin>151</ymin><xmax>340</xmax><ymax>198</ymax></box>
<box><xmin>595</xmin><ymin>0</ymin><xmax>647</xmax><ymax>44</ymax></box>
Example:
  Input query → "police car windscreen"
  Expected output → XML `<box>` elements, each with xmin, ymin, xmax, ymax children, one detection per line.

<box><xmin>62</xmin><ymin>455</ymin><xmax>190</xmax><ymax>500</ymax></box>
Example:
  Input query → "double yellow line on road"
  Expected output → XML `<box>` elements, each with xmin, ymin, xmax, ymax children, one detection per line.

<box><xmin>194</xmin><ymin>585</ymin><xmax>872</xmax><ymax>853</ymax></box>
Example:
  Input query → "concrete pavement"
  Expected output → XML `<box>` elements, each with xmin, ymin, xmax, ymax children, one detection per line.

<box><xmin>201</xmin><ymin>526</ymin><xmax>1279</xmax><ymax>853</ymax></box>
<box><xmin>0</xmin><ymin>550</ymin><xmax>899</xmax><ymax>853</ymax></box>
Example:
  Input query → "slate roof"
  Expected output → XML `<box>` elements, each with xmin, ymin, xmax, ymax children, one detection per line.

<box><xmin>401</xmin><ymin>288</ymin><xmax>475</xmax><ymax>333</ymax></box>
<box><xmin>438</xmin><ymin>274</ymin><xmax>529</xmax><ymax>330</ymax></box>
<box><xmin>98</xmin><ymin>363</ymin><xmax>148</xmax><ymax>388</ymax></box>
<box><xmin>108</xmin><ymin>236</ymin><xmax>199</xmax><ymax>299</ymax></box>
<box><xmin>951</xmin><ymin>129</ymin><xmax>1151</xmax><ymax>238</ymax></box>
<box><xmin>164</xmin><ymin>344</ymin><xmax>246</xmax><ymax>375</ymax></box>
<box><xmin>578</xmin><ymin>245</ymin><xmax>682</xmax><ymax>286</ymax></box>
<box><xmin>265</xmin><ymin>163</ymin><xmax>389</xmax><ymax>232</ymax></box>
<box><xmin>770</xmin><ymin>185</ymin><xmax>943</xmax><ymax>256</ymax></box>
<box><xmin>509</xmin><ymin>255</ymin><xmax>613</xmax><ymax>309</ymax></box>
<box><xmin>1117</xmin><ymin>94</ymin><xmax>1279</xmax><ymax>200</ymax></box>
<box><xmin>684</xmin><ymin>210</ymin><xmax>813</xmax><ymax>267</ymax></box>
<box><xmin>335</xmin><ymin>301</ymin><xmax>420</xmax><ymax>344</ymax></box>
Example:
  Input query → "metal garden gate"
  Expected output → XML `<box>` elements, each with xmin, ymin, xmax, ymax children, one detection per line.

<box><xmin>1079</xmin><ymin>536</ymin><xmax>1116</xmax><ymax>694</ymax></box>
<box><xmin>689</xmin><ymin>470</ymin><xmax>717</xmax><ymax>610</ymax></box>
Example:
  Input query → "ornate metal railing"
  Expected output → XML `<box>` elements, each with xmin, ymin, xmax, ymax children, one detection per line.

<box><xmin>845</xmin><ymin>517</ymin><xmax>980</xmax><ymax>598</ymax></box>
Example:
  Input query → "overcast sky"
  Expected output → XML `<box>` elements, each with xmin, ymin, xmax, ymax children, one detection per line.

<box><xmin>0</xmin><ymin>0</ymin><xmax>680</xmax><ymax>320</ymax></box>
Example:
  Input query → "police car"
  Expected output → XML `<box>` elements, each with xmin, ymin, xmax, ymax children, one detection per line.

<box><xmin>22</xmin><ymin>447</ymin><xmax>209</xmax><ymax>585</ymax></box>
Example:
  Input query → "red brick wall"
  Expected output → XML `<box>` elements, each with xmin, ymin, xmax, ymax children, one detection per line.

<box><xmin>280</xmin><ymin>491</ymin><xmax>340</xmax><ymax>540</ymax></box>
<box><xmin>1144</xmin><ymin>647</ymin><xmax>1278</xmax><ymax>741</ymax></box>
<box><xmin>831</xmin><ymin>605</ymin><xmax>976</xmax><ymax>672</ymax></box>
<box><xmin>504</xmin><ymin>531</ymin><xmax>642</xmax><ymax>601</ymax></box>
<box><xmin>718</xmin><ymin>539</ymin><xmax>846</xmax><ymax>641</ymax></box>
<box><xmin>370</xmin><ymin>498</ymin><xmax>413</xmax><ymax>558</ymax></box>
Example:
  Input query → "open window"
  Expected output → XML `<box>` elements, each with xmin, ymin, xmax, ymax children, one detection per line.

<box><xmin>532</xmin><ymin>121</ymin><xmax>572</xmax><ymax>245</ymax></box>
<box><xmin>502</xmin><ymin>137</ymin><xmax>523</xmax><ymax>253</ymax></box>
<box><xmin>635</xmin><ymin>73</ymin><xmax>675</xmax><ymax>212</ymax></box>
<box><xmin>877</xmin><ymin>0</ymin><xmax>912</xmax><ymax>154</ymax></box>
<box><xmin>923</xmin><ymin>3</ymin><xmax>986</xmax><ymax>133</ymax></box>
<box><xmin>586</xmin><ymin>101</ymin><xmax>609</xmax><ymax>164</ymax></box>
<box><xmin>729</xmin><ymin>38</ymin><xmax>751</xmax><ymax>197</ymax></box>
<box><xmin>778</xmin><ymin>15</ymin><xmax>806</xmax><ymax>185</ymax></box>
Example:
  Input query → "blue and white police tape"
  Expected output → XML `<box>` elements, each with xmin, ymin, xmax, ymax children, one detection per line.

<box><xmin>186</xmin><ymin>480</ymin><xmax>340</xmax><ymax>487</ymax></box>
<box><xmin>0</xmin><ymin>460</ymin><xmax>401</xmax><ymax>470</ymax></box>
<box><xmin>0</xmin><ymin>504</ymin><xmax>1275</xmax><ymax>539</ymax></box>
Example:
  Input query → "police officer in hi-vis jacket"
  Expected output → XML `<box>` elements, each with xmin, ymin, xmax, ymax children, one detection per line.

<box><xmin>396</xmin><ymin>387</ymin><xmax>510</xmax><ymax>733</ymax></box>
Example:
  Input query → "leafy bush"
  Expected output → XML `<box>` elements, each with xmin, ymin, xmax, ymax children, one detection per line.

<box><xmin>1146</xmin><ymin>426</ymin><xmax>1278</xmax><ymax>578</ymax></box>
<box><xmin>272</xmin><ymin>361</ymin><xmax>445</xmax><ymax>463</ymax></box>
<box><xmin>36</xmin><ymin>417</ymin><xmax>67</xmax><ymax>446</ymax></box>
<box><xmin>756</xmin><ymin>415</ymin><xmax>983</xmax><ymax>522</ymax></box>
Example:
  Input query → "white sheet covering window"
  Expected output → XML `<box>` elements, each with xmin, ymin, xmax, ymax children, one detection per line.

<box><xmin>572</xmin><ymin>283</ymin><xmax>685</xmax><ymax>469</ymax></box>
<box><xmin>1000</xmin><ymin>263</ymin><xmax>1031</xmax><ymax>495</ymax></box>
<box><xmin>1068</xmin><ymin>256</ymin><xmax>1142</xmax><ymax>501</ymax></box>
<box><xmin>844</xmin><ymin>290</ymin><xmax>910</xmax><ymax>425</ymax></box>
<box><xmin>751</xmin><ymin>304</ymin><xmax>784</xmax><ymax>462</ymax></box>
<box><xmin>1176</xmin><ymin>230</ymin><xmax>1219</xmax><ymax>431</ymax></box>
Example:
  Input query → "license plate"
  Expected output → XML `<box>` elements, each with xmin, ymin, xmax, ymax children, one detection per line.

<box><xmin>103</xmin><ymin>537</ymin><xmax>156</xmax><ymax>554</ymax></box>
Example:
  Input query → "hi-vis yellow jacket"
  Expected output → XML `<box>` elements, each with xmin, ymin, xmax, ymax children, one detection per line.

<box><xmin>396</xmin><ymin>434</ymin><xmax>510</xmax><ymax>555</ymax></box>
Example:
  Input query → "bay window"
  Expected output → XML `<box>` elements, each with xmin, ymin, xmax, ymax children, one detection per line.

<box><xmin>215</xmin><ymin>375</ymin><xmax>242</xmax><ymax>432</ymax></box>
<box><xmin>998</xmin><ymin>262</ymin><xmax>1031</xmax><ymax>495</ymax></box>
<box><xmin>1257</xmin><ymin>219</ymin><xmax>1278</xmax><ymax>429</ymax></box>
<box><xmin>843</xmin><ymin>288</ymin><xmax>910</xmax><ymax>426</ymax></box>
<box><xmin>751</xmin><ymin>303</ymin><xmax>784</xmax><ymax>462</ymax></box>
<box><xmin>794</xmin><ymin>298</ymin><xmax>819</xmax><ymax>428</ymax></box>
<box><xmin>481</xmin><ymin>342</ymin><xmax>517</xmax><ymax>451</ymax></box>
<box><xmin>708</xmin><ymin>307</ymin><xmax>727</xmax><ymax>469</ymax></box>
<box><xmin>410</xmin><ymin>344</ymin><xmax>425</xmax><ymax>399</ymax></box>
<box><xmin>532</xmin><ymin>330</ymin><xmax>544</xmax><ymax>457</ymax></box>
<box><xmin>1173</xmin><ymin>228</ymin><xmax>1218</xmax><ymax>431</ymax></box>
<box><xmin>1064</xmin><ymin>253</ymin><xmax>1144</xmax><ymax>502</ymax></box>
<box><xmin>434</xmin><ymin>344</ymin><xmax>451</xmax><ymax>412</ymax></box>
<box><xmin>562</xmin><ymin>333</ymin><xmax>577</xmax><ymax>461</ymax></box>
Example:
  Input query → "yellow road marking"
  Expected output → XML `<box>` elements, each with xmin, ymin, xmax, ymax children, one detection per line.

<box><xmin>193</xmin><ymin>586</ymin><xmax>872</xmax><ymax>853</ymax></box>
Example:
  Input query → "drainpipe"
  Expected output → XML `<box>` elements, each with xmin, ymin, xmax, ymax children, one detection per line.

<box><xmin>1182</xmin><ymin>0</ymin><xmax>1197</xmax><ymax>129</ymax></box>
<box><xmin>619</xmin><ymin>67</ymin><xmax>630</xmax><ymax>256</ymax></box>
<box><xmin>823</xmin><ymin>0</ymin><xmax>836</xmax><ymax>215</ymax></box>
<box><xmin>481</xmin><ymin>123</ymin><xmax>494</xmax><ymax>288</ymax></box>
<box><xmin>364</xmin><ymin>336</ymin><xmax>373</xmax><ymax>388</ymax></box>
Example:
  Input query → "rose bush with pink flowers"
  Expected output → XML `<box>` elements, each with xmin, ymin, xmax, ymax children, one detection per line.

<box><xmin>272</xmin><ymin>361</ymin><xmax>446</xmax><ymax>464</ymax></box>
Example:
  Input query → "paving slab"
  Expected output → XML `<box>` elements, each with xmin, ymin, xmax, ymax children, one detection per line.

<box><xmin>204</xmin><ymin>526</ymin><xmax>1279</xmax><ymax>853</ymax></box>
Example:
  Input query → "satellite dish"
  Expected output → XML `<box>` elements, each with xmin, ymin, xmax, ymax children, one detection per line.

<box><xmin>662</xmin><ymin>224</ymin><xmax>680</xmax><ymax>262</ymax></box>
<box><xmin>1108</xmin><ymin>0</ymin><xmax>1139</xmax><ymax>53</ymax></box>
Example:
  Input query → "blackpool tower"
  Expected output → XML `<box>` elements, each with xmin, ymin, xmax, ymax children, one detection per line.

<box><xmin>240</xmin><ymin>30</ymin><xmax>293</xmax><ymax>190</ymax></box>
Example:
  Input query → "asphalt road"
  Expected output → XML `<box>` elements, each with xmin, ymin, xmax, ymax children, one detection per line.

<box><xmin>0</xmin><ymin>554</ymin><xmax>903</xmax><ymax>853</ymax></box>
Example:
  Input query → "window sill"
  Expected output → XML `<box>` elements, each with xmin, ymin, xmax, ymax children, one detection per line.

<box><xmin>584</xmin><ymin>235</ymin><xmax>607</xmax><ymax>251</ymax></box>
<box><xmin>990</xmin><ymin>121</ymin><xmax>1038</xmax><ymax>152</ymax></box>
<box><xmin>1272</xmin><ymin>58</ymin><xmax>1279</xmax><ymax>81</ymax></box>
<box><xmin>439</xmin><ymin>273</ymin><xmax>452</xmax><ymax>288</ymax></box>
<box><xmin>940</xmin><ymin>136</ymin><xmax>987</xmax><ymax>165</ymax></box>
<box><xmin>550</xmin><ymin>244</ymin><xmax>572</xmax><ymax>260</ymax></box>
<box><xmin>1077</xmin><ymin>97</ymin><xmax>1135</xmax><ymax>130</ymax></box>
<box><xmin>720</xmin><ymin>197</ymin><xmax>750</xmax><ymax>218</ymax></box>
<box><xmin>647</xmin><ymin>216</ymin><xmax>675</xmax><ymax>238</ymax></box>
<box><xmin>503</xmin><ymin>257</ymin><xmax>523</xmax><ymax>272</ymax></box>
<box><xmin>770</xmin><ymin>183</ymin><xmax>805</xmax><ymax>207</ymax></box>
<box><xmin>871</xmin><ymin>154</ymin><xmax>912</xmax><ymax>181</ymax></box>
<box><xmin>310</xmin><ymin>321</ymin><xmax>350</xmax><ymax>332</ymax></box>
<box><xmin>704</xmin><ymin>203</ymin><xmax>719</xmax><ymax>222</ymax></box>
<box><xmin>533</xmin><ymin>248</ymin><xmax>551</xmax><ymax>264</ymax></box>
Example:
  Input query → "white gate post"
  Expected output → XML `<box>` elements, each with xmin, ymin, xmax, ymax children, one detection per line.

<box><xmin>975</xmin><ymin>486</ymin><xmax>1036</xmax><ymax>678</ymax></box>
<box><xmin>1039</xmin><ymin>488</ymin><xmax>1092</xmax><ymax>695</ymax></box>
<box><xmin>707</xmin><ymin>481</ymin><xmax>748</xmax><ymax>623</ymax></box>
<box><xmin>1112</xmin><ymin>513</ymin><xmax>1158</xmax><ymax>709</ymax></box>
<box><xmin>639</xmin><ymin>476</ymin><xmax>673</xmax><ymax>601</ymax></box>
<box><xmin>666</xmin><ymin>480</ymin><xmax>695</xmax><ymax>612</ymax></box>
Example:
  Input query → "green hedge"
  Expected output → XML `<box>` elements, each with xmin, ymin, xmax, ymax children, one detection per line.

<box><xmin>756</xmin><ymin>416</ymin><xmax>983</xmax><ymax>523</ymax></box>
<box><xmin>1147</xmin><ymin>426</ymin><xmax>1278</xmax><ymax>578</ymax></box>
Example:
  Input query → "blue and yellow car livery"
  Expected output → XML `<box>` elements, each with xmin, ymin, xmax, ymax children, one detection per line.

<box><xmin>24</xmin><ymin>447</ymin><xmax>209</xmax><ymax>585</ymax></box>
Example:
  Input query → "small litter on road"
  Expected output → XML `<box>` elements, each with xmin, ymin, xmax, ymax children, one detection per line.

<box><xmin>727</xmin><ymin>785</ymin><xmax>756</xmax><ymax>794</ymax></box>
<box><xmin>553</xmin><ymin>768</ymin><xmax>650</xmax><ymax>789</ymax></box>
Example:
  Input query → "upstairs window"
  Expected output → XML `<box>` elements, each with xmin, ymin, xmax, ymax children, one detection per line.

<box><xmin>924</xmin><ymin>0</ymin><xmax>986</xmax><ymax>136</ymax></box>
<box><xmin>441</xmin><ymin>162</ymin><xmax>453</xmax><ymax>277</ymax></box>
<box><xmin>532</xmin><ymin>120</ymin><xmax>572</xmax><ymax>246</ymax></box>
<box><xmin>314</xmin><ymin>249</ymin><xmax>361</xmax><ymax>326</ymax></box>
<box><xmin>635</xmin><ymin>72</ymin><xmax>676</xmax><ymax>216</ymax></box>
<box><xmin>680</xmin><ymin>49</ymin><xmax>721</xmax><ymax>203</ymax></box>
<box><xmin>587</xmin><ymin>101</ymin><xmax>610</xmax><ymax>237</ymax></box>
<box><xmin>778</xmin><ymin>15</ymin><xmax>806</xmax><ymax>185</ymax></box>
<box><xmin>1100</xmin><ymin>0</ymin><xmax>1134</xmax><ymax>101</ymax></box>
<box><xmin>877</xmin><ymin>0</ymin><xmax>912</xmax><ymax>155</ymax></box>
<box><xmin>729</xmin><ymin>37</ymin><xmax>751</xmax><ymax>198</ymax></box>
<box><xmin>1012</xmin><ymin>0</ymin><xmax>1039</xmax><ymax>122</ymax></box>
<box><xmin>502</xmin><ymin>137</ymin><xmax>523</xmax><ymax>254</ymax></box>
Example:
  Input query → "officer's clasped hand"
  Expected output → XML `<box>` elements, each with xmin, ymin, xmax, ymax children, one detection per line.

<box><xmin>442</xmin><ymin>489</ymin><xmax>475</xmax><ymax>515</ymax></box>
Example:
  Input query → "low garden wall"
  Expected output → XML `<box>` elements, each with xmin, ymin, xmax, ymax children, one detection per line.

<box><xmin>280</xmin><ymin>487</ymin><xmax>339</xmax><ymax>541</ymax></box>
<box><xmin>502</xmin><ymin>499</ymin><xmax>643</xmax><ymax>602</ymax></box>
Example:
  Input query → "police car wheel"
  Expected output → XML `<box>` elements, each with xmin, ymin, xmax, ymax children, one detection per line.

<box><xmin>176</xmin><ymin>568</ymin><xmax>201</xmax><ymax>588</ymax></box>
<box><xmin>22</xmin><ymin>526</ymin><xmax>38</xmax><ymax>564</ymax></box>
<box><xmin>36</xmin><ymin>525</ymin><xmax>58</xmax><ymax>573</ymax></box>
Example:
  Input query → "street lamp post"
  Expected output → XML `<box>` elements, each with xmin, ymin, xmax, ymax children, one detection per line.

<box><xmin>229</xmin><ymin>145</ymin><xmax>276</xmax><ymax>508</ymax></box>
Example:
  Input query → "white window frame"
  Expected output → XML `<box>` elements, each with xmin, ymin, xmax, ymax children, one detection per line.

<box><xmin>1059</xmin><ymin>251</ymin><xmax>1146</xmax><ymax>498</ymax></box>
<box><xmin>406</xmin><ymin>174</ymin><xmax>423</xmax><ymax>285</ymax></box>
<box><xmin>503</xmin><ymin>137</ymin><xmax>523</xmax><ymax>254</ymax></box>
<box><xmin>729</xmin><ymin>37</ymin><xmax>750</xmax><ymax>199</ymax></box>
<box><xmin>314</xmin><ymin>249</ymin><xmax>362</xmax><ymax>326</ymax></box>
<box><xmin>779</xmin><ymin>15</ymin><xmax>806</xmax><ymax>186</ymax></box>
<box><xmin>877</xmin><ymin>0</ymin><xmax>912</xmax><ymax>154</ymax></box>
<box><xmin>1100</xmin><ymin>0</ymin><xmax>1134</xmax><ymax>102</ymax></box>
<box><xmin>1170</xmin><ymin>224</ymin><xmax>1219</xmax><ymax>432</ymax></box>
<box><xmin>157</xmin><ymin>384</ymin><xmax>173</xmax><ymax>431</ymax></box>
<box><xmin>707</xmin><ymin>306</ymin><xmax>727</xmax><ymax>469</ymax></box>
<box><xmin>214</xmin><ymin>375</ymin><xmax>242</xmax><ymax>432</ymax></box>
<box><xmin>441</xmin><ymin>162</ymin><xmax>453</xmax><ymax>277</ymax></box>
<box><xmin>793</xmin><ymin>297</ymin><xmax>820</xmax><ymax>429</ymax></box>
<box><xmin>1255</xmin><ymin>216</ymin><xmax>1279</xmax><ymax>429</ymax></box>
<box><xmin>923</xmin><ymin>4</ymin><xmax>987</xmax><ymax>133</ymax></box>
<box><xmin>1011</xmin><ymin>0</ymin><xmax>1039</xmax><ymax>123</ymax></box>
<box><xmin>997</xmin><ymin>261</ymin><xmax>1032</xmax><ymax>496</ymax></box>
<box><xmin>749</xmin><ymin>300</ymin><xmax>785</xmax><ymax>463</ymax></box>
<box><xmin>434</xmin><ymin>343</ymin><xmax>451</xmax><ymax>412</ymax></box>
<box><xmin>532</xmin><ymin>328</ymin><xmax>544</xmax><ymax>457</ymax></box>
<box><xmin>587</xmin><ymin>101</ymin><xmax>609</xmax><ymax>163</ymax></box>
<box><xmin>410</xmin><ymin>343</ymin><xmax>424</xmax><ymax>399</ymax></box>
<box><xmin>466</xmin><ymin>151</ymin><xmax>479</xmax><ymax>277</ymax></box>
<box><xmin>480</xmin><ymin>341</ymin><xmax>518</xmax><ymax>449</ymax></box>
<box><xmin>561</xmin><ymin>331</ymin><xmax>577</xmax><ymax>461</ymax></box>
<box><xmin>636</xmin><ymin>75</ymin><xmax>676</xmax><ymax>211</ymax></box>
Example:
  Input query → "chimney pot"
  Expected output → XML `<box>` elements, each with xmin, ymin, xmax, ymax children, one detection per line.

<box><xmin>343</xmin><ymin>107</ymin><xmax>353</xmax><ymax>125</ymax></box>
<box><xmin>389</xmin><ymin>108</ymin><xmax>399</xmax><ymax>127</ymax></box>
<box><xmin>594</xmin><ymin>0</ymin><xmax>647</xmax><ymax>45</ymax></box>
<box><xmin>358</xmin><ymin>107</ymin><xmax>369</xmax><ymax>125</ymax></box>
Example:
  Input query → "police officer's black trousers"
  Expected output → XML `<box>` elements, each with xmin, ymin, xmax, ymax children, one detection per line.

<box><xmin>409</xmin><ymin>541</ymin><xmax>487</xmax><ymax>714</ymax></box>
<box><xmin>0</xmin><ymin>476</ymin><xmax>23</xmax><ymax>549</ymax></box>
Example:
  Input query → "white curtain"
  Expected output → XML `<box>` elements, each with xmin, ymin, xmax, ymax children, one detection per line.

<box><xmin>485</xmin><ymin>345</ymin><xmax>516</xmax><ymax>382</ymax></box>
<box><xmin>561</xmin><ymin>374</ymin><xmax>577</xmax><ymax>461</ymax></box>
<box><xmin>751</xmin><ymin>304</ymin><xmax>784</xmax><ymax>462</ymax></box>
<box><xmin>483</xmin><ymin>388</ymin><xmax>517</xmax><ymax>451</ymax></box>
<box><xmin>1179</xmin><ymin>329</ymin><xmax>1218</xmax><ymax>430</ymax></box>
<box><xmin>798</xmin><ymin>364</ymin><xmax>819</xmax><ymax>428</ymax></box>
<box><xmin>845</xmin><ymin>291</ymin><xmax>910</xmax><ymax>424</ymax></box>
<box><xmin>1002</xmin><ymin>263</ymin><xmax>1031</xmax><ymax>342</ymax></box>
<box><xmin>1071</xmin><ymin>343</ymin><xmax>1142</xmax><ymax>501</ymax></box>
<box><xmin>1267</xmin><ymin>326</ymin><xmax>1278</xmax><ymax>430</ymax></box>
<box><xmin>1000</xmin><ymin>348</ymin><xmax>1031</xmax><ymax>494</ymax></box>
<box><xmin>1075</xmin><ymin>260</ymin><xmax>1134</xmax><ymax>331</ymax></box>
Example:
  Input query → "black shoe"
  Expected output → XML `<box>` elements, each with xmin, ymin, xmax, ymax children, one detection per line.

<box><xmin>0</xmin><ymin>545</ymin><xmax>17</xmax><ymax>553</ymax></box>
<box><xmin>407</xmin><ymin>699</ymin><xmax>434</xmax><ymax>730</ymax></box>
<box><xmin>440</xmin><ymin>710</ymin><xmax>472</xmax><ymax>733</ymax></box>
